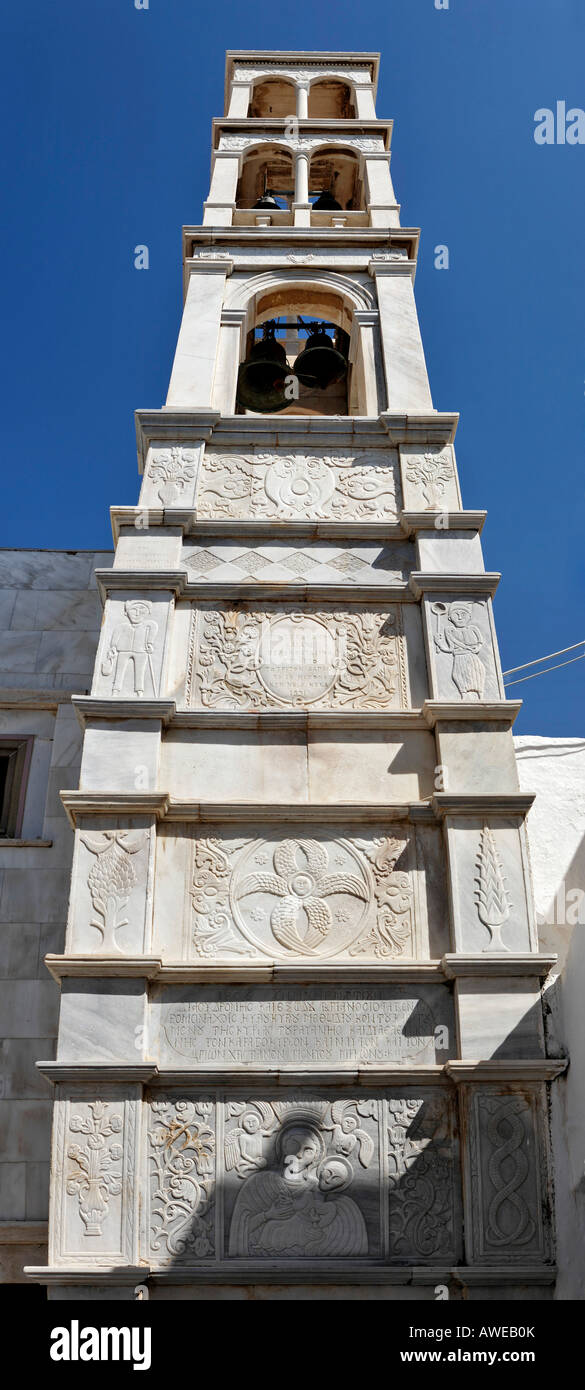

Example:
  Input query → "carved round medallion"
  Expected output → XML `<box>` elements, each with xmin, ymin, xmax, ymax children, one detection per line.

<box><xmin>256</xmin><ymin>614</ymin><xmax>341</xmax><ymax>705</ymax></box>
<box><xmin>263</xmin><ymin>455</ymin><xmax>336</xmax><ymax>515</ymax></box>
<box><xmin>230</xmin><ymin>835</ymin><xmax>373</xmax><ymax>957</ymax></box>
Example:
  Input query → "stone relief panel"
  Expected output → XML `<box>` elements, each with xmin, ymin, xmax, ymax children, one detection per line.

<box><xmin>196</xmin><ymin>449</ymin><xmax>401</xmax><ymax>522</ymax></box>
<box><xmin>67</xmin><ymin>820</ymin><xmax>154</xmax><ymax>955</ymax></box>
<box><xmin>154</xmin><ymin>984</ymin><xmax>454</xmax><ymax>1068</ymax></box>
<box><xmin>93</xmin><ymin>592</ymin><xmax>172</xmax><ymax>700</ymax></box>
<box><xmin>173</xmin><ymin>822</ymin><xmax>447</xmax><ymax>962</ymax></box>
<box><xmin>144</xmin><ymin>1090</ymin><xmax>461</xmax><ymax>1267</ymax></box>
<box><xmin>400</xmin><ymin>445</ymin><xmax>460</xmax><ymax>512</ymax></box>
<box><xmin>388</xmin><ymin>1092</ymin><xmax>460</xmax><ymax>1262</ymax></box>
<box><xmin>147</xmin><ymin>1097</ymin><xmax>216</xmax><ymax>1265</ymax></box>
<box><xmin>141</xmin><ymin>446</ymin><xmax>202</xmax><ymax>508</ymax></box>
<box><xmin>219</xmin><ymin>132</ymin><xmax>386</xmax><ymax>154</ymax></box>
<box><xmin>182</xmin><ymin>539</ymin><xmax>412</xmax><ymax>587</ymax></box>
<box><xmin>447</xmin><ymin>818</ymin><xmax>536</xmax><ymax>953</ymax></box>
<box><xmin>184</xmin><ymin>603</ymin><xmax>409</xmax><ymax>711</ymax></box>
<box><xmin>465</xmin><ymin>1087</ymin><xmax>552</xmax><ymax>1264</ymax></box>
<box><xmin>424</xmin><ymin>595</ymin><xmax>503</xmax><ymax>702</ymax></box>
<box><xmin>50</xmin><ymin>1087</ymin><xmax>139</xmax><ymax>1266</ymax></box>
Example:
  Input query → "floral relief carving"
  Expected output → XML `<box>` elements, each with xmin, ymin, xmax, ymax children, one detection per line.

<box><xmin>66</xmin><ymin>1101</ymin><xmax>123</xmax><ymax>1238</ymax></box>
<box><xmin>349</xmin><ymin>834</ymin><xmax>414</xmax><ymax>957</ymax></box>
<box><xmin>234</xmin><ymin>838</ymin><xmax>370</xmax><ymax>954</ymax></box>
<box><xmin>79</xmin><ymin>830</ymin><xmax>147</xmax><ymax>951</ymax></box>
<box><xmin>387</xmin><ymin>1095</ymin><xmax>457</xmax><ymax>1259</ymax></box>
<box><xmin>197</xmin><ymin>451</ymin><xmax>399</xmax><ymax>522</ymax></box>
<box><xmin>191</xmin><ymin>836</ymin><xmax>256</xmax><ymax>957</ymax></box>
<box><xmin>148</xmin><ymin>447</ymin><xmax>198</xmax><ymax>505</ymax></box>
<box><xmin>405</xmin><ymin>449</ymin><xmax>454</xmax><ymax>508</ymax></box>
<box><xmin>189</xmin><ymin>830</ymin><xmax>415</xmax><ymax>960</ymax></box>
<box><xmin>148</xmin><ymin>1098</ymin><xmax>216</xmax><ymax>1263</ymax></box>
<box><xmin>219</xmin><ymin>133</ymin><xmax>385</xmax><ymax>154</ymax></box>
<box><xmin>186</xmin><ymin>604</ymin><xmax>407</xmax><ymax>712</ymax></box>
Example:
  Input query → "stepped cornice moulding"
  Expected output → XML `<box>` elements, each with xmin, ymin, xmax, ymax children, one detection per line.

<box><xmin>135</xmin><ymin>410</ymin><xmax>460</xmax><ymax>472</ymax></box>
<box><xmin>422</xmin><ymin>699</ymin><xmax>522</xmax><ymax>727</ymax></box>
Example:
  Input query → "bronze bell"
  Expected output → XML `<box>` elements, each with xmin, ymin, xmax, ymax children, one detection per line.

<box><xmin>236</xmin><ymin>321</ymin><xmax>289</xmax><ymax>413</ymax></box>
<box><xmin>253</xmin><ymin>191</ymin><xmax>281</xmax><ymax>210</ymax></box>
<box><xmin>312</xmin><ymin>190</ymin><xmax>342</xmax><ymax>211</ymax></box>
<box><xmin>294</xmin><ymin>324</ymin><xmax>347</xmax><ymax>390</ymax></box>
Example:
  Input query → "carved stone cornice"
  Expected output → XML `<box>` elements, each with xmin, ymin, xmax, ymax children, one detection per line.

<box><xmin>60</xmin><ymin>791</ymin><xmax>170</xmax><ymax>828</ymax></box>
<box><xmin>432</xmin><ymin>793</ymin><xmax>535</xmax><ymax>818</ymax></box>
<box><xmin>445</xmin><ymin>1060</ymin><xmax>568</xmax><ymax>1082</ymax></box>
<box><xmin>410</xmin><ymin>572</ymin><xmax>501</xmax><ymax>599</ymax></box>
<box><xmin>422</xmin><ymin>700</ymin><xmax>522</xmax><ymax>727</ymax></box>
<box><xmin>135</xmin><ymin>409</ymin><xmax>459</xmax><ymax>472</ymax></box>
<box><xmin>72</xmin><ymin>697</ymin><xmax>176</xmax><ymax>727</ymax></box>
<box><xmin>400</xmin><ymin>510</ymin><xmax>486</xmax><ymax>536</ymax></box>
<box><xmin>442</xmin><ymin>953</ymin><xmax>557</xmax><ymax>979</ymax></box>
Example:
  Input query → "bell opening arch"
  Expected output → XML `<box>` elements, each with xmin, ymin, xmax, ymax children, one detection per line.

<box><xmin>214</xmin><ymin>270</ymin><xmax>382</xmax><ymax>418</ymax></box>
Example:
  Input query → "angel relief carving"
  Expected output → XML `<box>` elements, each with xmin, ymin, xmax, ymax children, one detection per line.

<box><xmin>225</xmin><ymin>1100</ymin><xmax>376</xmax><ymax>1258</ymax></box>
<box><xmin>189</xmin><ymin>831</ymin><xmax>415</xmax><ymax>960</ymax></box>
<box><xmin>186</xmin><ymin>605</ymin><xmax>407</xmax><ymax>712</ymax></box>
<box><xmin>197</xmin><ymin>451</ymin><xmax>399</xmax><ymax>522</ymax></box>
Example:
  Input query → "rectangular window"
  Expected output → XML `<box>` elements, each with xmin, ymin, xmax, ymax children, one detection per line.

<box><xmin>0</xmin><ymin>738</ymin><xmax>33</xmax><ymax>838</ymax></box>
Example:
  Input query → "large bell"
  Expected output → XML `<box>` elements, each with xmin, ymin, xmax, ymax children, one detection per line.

<box><xmin>312</xmin><ymin>190</ymin><xmax>342</xmax><ymax>211</ymax></box>
<box><xmin>236</xmin><ymin>321</ymin><xmax>289</xmax><ymax>413</ymax></box>
<box><xmin>294</xmin><ymin>324</ymin><xmax>347</xmax><ymax>390</ymax></box>
<box><xmin>253</xmin><ymin>192</ymin><xmax>281</xmax><ymax>209</ymax></box>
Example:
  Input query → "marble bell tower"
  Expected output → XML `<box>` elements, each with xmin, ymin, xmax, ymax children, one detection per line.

<box><xmin>30</xmin><ymin>50</ymin><xmax>564</xmax><ymax>1301</ymax></box>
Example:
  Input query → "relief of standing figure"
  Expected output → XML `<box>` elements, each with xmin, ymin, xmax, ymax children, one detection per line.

<box><xmin>432</xmin><ymin>601</ymin><xmax>486</xmax><ymax>700</ymax></box>
<box><xmin>101</xmin><ymin>599</ymin><xmax>158</xmax><ymax>696</ymax></box>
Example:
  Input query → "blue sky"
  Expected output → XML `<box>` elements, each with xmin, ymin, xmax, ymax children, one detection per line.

<box><xmin>1</xmin><ymin>0</ymin><xmax>583</xmax><ymax>733</ymax></box>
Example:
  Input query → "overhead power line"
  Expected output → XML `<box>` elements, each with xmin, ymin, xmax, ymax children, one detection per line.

<box><xmin>500</xmin><ymin>653</ymin><xmax>583</xmax><ymax>692</ymax></box>
<box><xmin>502</xmin><ymin>639</ymin><xmax>585</xmax><ymax>677</ymax></box>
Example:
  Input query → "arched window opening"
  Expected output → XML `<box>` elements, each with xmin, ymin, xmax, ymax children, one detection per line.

<box><xmin>236</xmin><ymin>145</ymin><xmax>294</xmax><ymax>211</ymax></box>
<box><xmin>307</xmin><ymin>79</ymin><xmax>355</xmax><ymax>119</ymax></box>
<box><xmin>236</xmin><ymin>288</ymin><xmax>357</xmax><ymax>417</ymax></box>
<box><xmin>309</xmin><ymin>148</ymin><xmax>362</xmax><ymax>212</ymax></box>
<box><xmin>248</xmin><ymin>78</ymin><xmax>296</xmax><ymax>118</ymax></box>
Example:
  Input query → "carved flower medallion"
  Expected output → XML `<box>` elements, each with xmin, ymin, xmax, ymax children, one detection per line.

<box><xmin>230</xmin><ymin>836</ymin><xmax>372</xmax><ymax>957</ymax></box>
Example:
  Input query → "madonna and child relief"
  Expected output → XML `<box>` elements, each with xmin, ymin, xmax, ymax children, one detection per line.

<box><xmin>228</xmin><ymin>1119</ymin><xmax>368</xmax><ymax>1257</ymax></box>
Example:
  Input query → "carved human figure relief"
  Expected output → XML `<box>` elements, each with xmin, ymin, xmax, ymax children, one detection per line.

<box><xmin>226</xmin><ymin>1102</ymin><xmax>374</xmax><ymax>1258</ymax></box>
<box><xmin>148</xmin><ymin>1098</ymin><xmax>215</xmax><ymax>1263</ymax></box>
<box><xmin>197</xmin><ymin>450</ymin><xmax>400</xmax><ymax>522</ymax></box>
<box><xmin>432</xmin><ymin>601</ymin><xmax>486</xmax><ymax>699</ymax></box>
<box><xmin>189</xmin><ymin>829</ymin><xmax>415</xmax><ymax>960</ymax></box>
<box><xmin>185</xmin><ymin>604</ymin><xmax>407</xmax><ymax>711</ymax></box>
<box><xmin>79</xmin><ymin>830</ymin><xmax>147</xmax><ymax>951</ymax></box>
<box><xmin>101</xmin><ymin>600</ymin><xmax>158</xmax><ymax>697</ymax></box>
<box><xmin>66</xmin><ymin>1101</ymin><xmax>123</xmax><ymax>1238</ymax></box>
<box><xmin>148</xmin><ymin>447</ymin><xmax>198</xmax><ymax>505</ymax></box>
<box><xmin>475</xmin><ymin>825</ymin><xmax>512</xmax><ymax>951</ymax></box>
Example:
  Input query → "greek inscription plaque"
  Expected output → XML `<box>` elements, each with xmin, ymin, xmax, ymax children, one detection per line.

<box><xmin>155</xmin><ymin>986</ymin><xmax>453</xmax><ymax>1067</ymax></box>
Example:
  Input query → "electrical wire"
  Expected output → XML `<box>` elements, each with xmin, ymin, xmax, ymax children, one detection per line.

<box><xmin>504</xmin><ymin>652</ymin><xmax>585</xmax><ymax>687</ymax></box>
<box><xmin>502</xmin><ymin>639</ymin><xmax>585</xmax><ymax>676</ymax></box>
